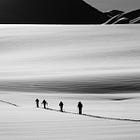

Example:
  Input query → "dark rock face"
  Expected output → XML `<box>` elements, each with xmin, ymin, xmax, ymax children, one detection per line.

<box><xmin>0</xmin><ymin>0</ymin><xmax>109</xmax><ymax>24</ymax></box>
<box><xmin>130</xmin><ymin>17</ymin><xmax>140</xmax><ymax>24</ymax></box>
<box><xmin>114</xmin><ymin>18</ymin><xmax>130</xmax><ymax>24</ymax></box>
<box><xmin>105</xmin><ymin>10</ymin><xmax>124</xmax><ymax>18</ymax></box>
<box><xmin>104</xmin><ymin>9</ymin><xmax>140</xmax><ymax>24</ymax></box>
<box><xmin>118</xmin><ymin>9</ymin><xmax>140</xmax><ymax>21</ymax></box>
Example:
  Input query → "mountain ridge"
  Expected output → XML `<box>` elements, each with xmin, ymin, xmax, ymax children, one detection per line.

<box><xmin>0</xmin><ymin>0</ymin><xmax>109</xmax><ymax>24</ymax></box>
<box><xmin>0</xmin><ymin>0</ymin><xmax>139</xmax><ymax>24</ymax></box>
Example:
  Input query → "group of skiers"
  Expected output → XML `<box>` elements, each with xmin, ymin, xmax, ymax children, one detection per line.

<box><xmin>35</xmin><ymin>99</ymin><xmax>83</xmax><ymax>115</ymax></box>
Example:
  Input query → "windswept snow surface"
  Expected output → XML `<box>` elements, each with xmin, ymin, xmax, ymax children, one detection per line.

<box><xmin>0</xmin><ymin>91</ymin><xmax>140</xmax><ymax>140</ymax></box>
<box><xmin>0</xmin><ymin>24</ymin><xmax>139</xmax><ymax>81</ymax></box>
<box><xmin>0</xmin><ymin>25</ymin><xmax>140</xmax><ymax>139</ymax></box>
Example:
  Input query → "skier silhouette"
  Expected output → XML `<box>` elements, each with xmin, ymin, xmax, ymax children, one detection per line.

<box><xmin>77</xmin><ymin>102</ymin><xmax>83</xmax><ymax>115</ymax></box>
<box><xmin>42</xmin><ymin>100</ymin><xmax>48</xmax><ymax>109</ymax></box>
<box><xmin>59</xmin><ymin>101</ymin><xmax>64</xmax><ymax>112</ymax></box>
<box><xmin>35</xmin><ymin>99</ymin><xmax>39</xmax><ymax>108</ymax></box>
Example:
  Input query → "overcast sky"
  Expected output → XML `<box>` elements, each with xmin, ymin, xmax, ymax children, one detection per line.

<box><xmin>85</xmin><ymin>0</ymin><xmax>140</xmax><ymax>12</ymax></box>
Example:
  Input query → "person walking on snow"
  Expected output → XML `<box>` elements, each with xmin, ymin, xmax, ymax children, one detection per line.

<box><xmin>42</xmin><ymin>100</ymin><xmax>48</xmax><ymax>109</ymax></box>
<box><xmin>59</xmin><ymin>101</ymin><xmax>64</xmax><ymax>112</ymax></box>
<box><xmin>77</xmin><ymin>101</ymin><xmax>83</xmax><ymax>115</ymax></box>
<box><xmin>35</xmin><ymin>98</ymin><xmax>39</xmax><ymax>108</ymax></box>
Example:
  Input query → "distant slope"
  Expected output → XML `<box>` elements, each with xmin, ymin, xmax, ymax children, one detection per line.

<box><xmin>0</xmin><ymin>0</ymin><xmax>109</xmax><ymax>24</ymax></box>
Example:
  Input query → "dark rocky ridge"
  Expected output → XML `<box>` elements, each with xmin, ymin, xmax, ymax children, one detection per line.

<box><xmin>105</xmin><ymin>10</ymin><xmax>124</xmax><ymax>18</ymax></box>
<box><xmin>105</xmin><ymin>9</ymin><xmax>140</xmax><ymax>24</ymax></box>
<box><xmin>0</xmin><ymin>0</ymin><xmax>109</xmax><ymax>24</ymax></box>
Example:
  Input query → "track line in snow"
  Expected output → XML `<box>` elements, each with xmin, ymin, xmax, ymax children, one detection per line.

<box><xmin>42</xmin><ymin>107</ymin><xmax>140</xmax><ymax>123</ymax></box>
<box><xmin>0</xmin><ymin>100</ymin><xmax>19</xmax><ymax>107</ymax></box>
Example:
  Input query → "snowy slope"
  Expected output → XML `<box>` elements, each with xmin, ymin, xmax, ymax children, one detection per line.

<box><xmin>0</xmin><ymin>91</ymin><xmax>140</xmax><ymax>140</ymax></box>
